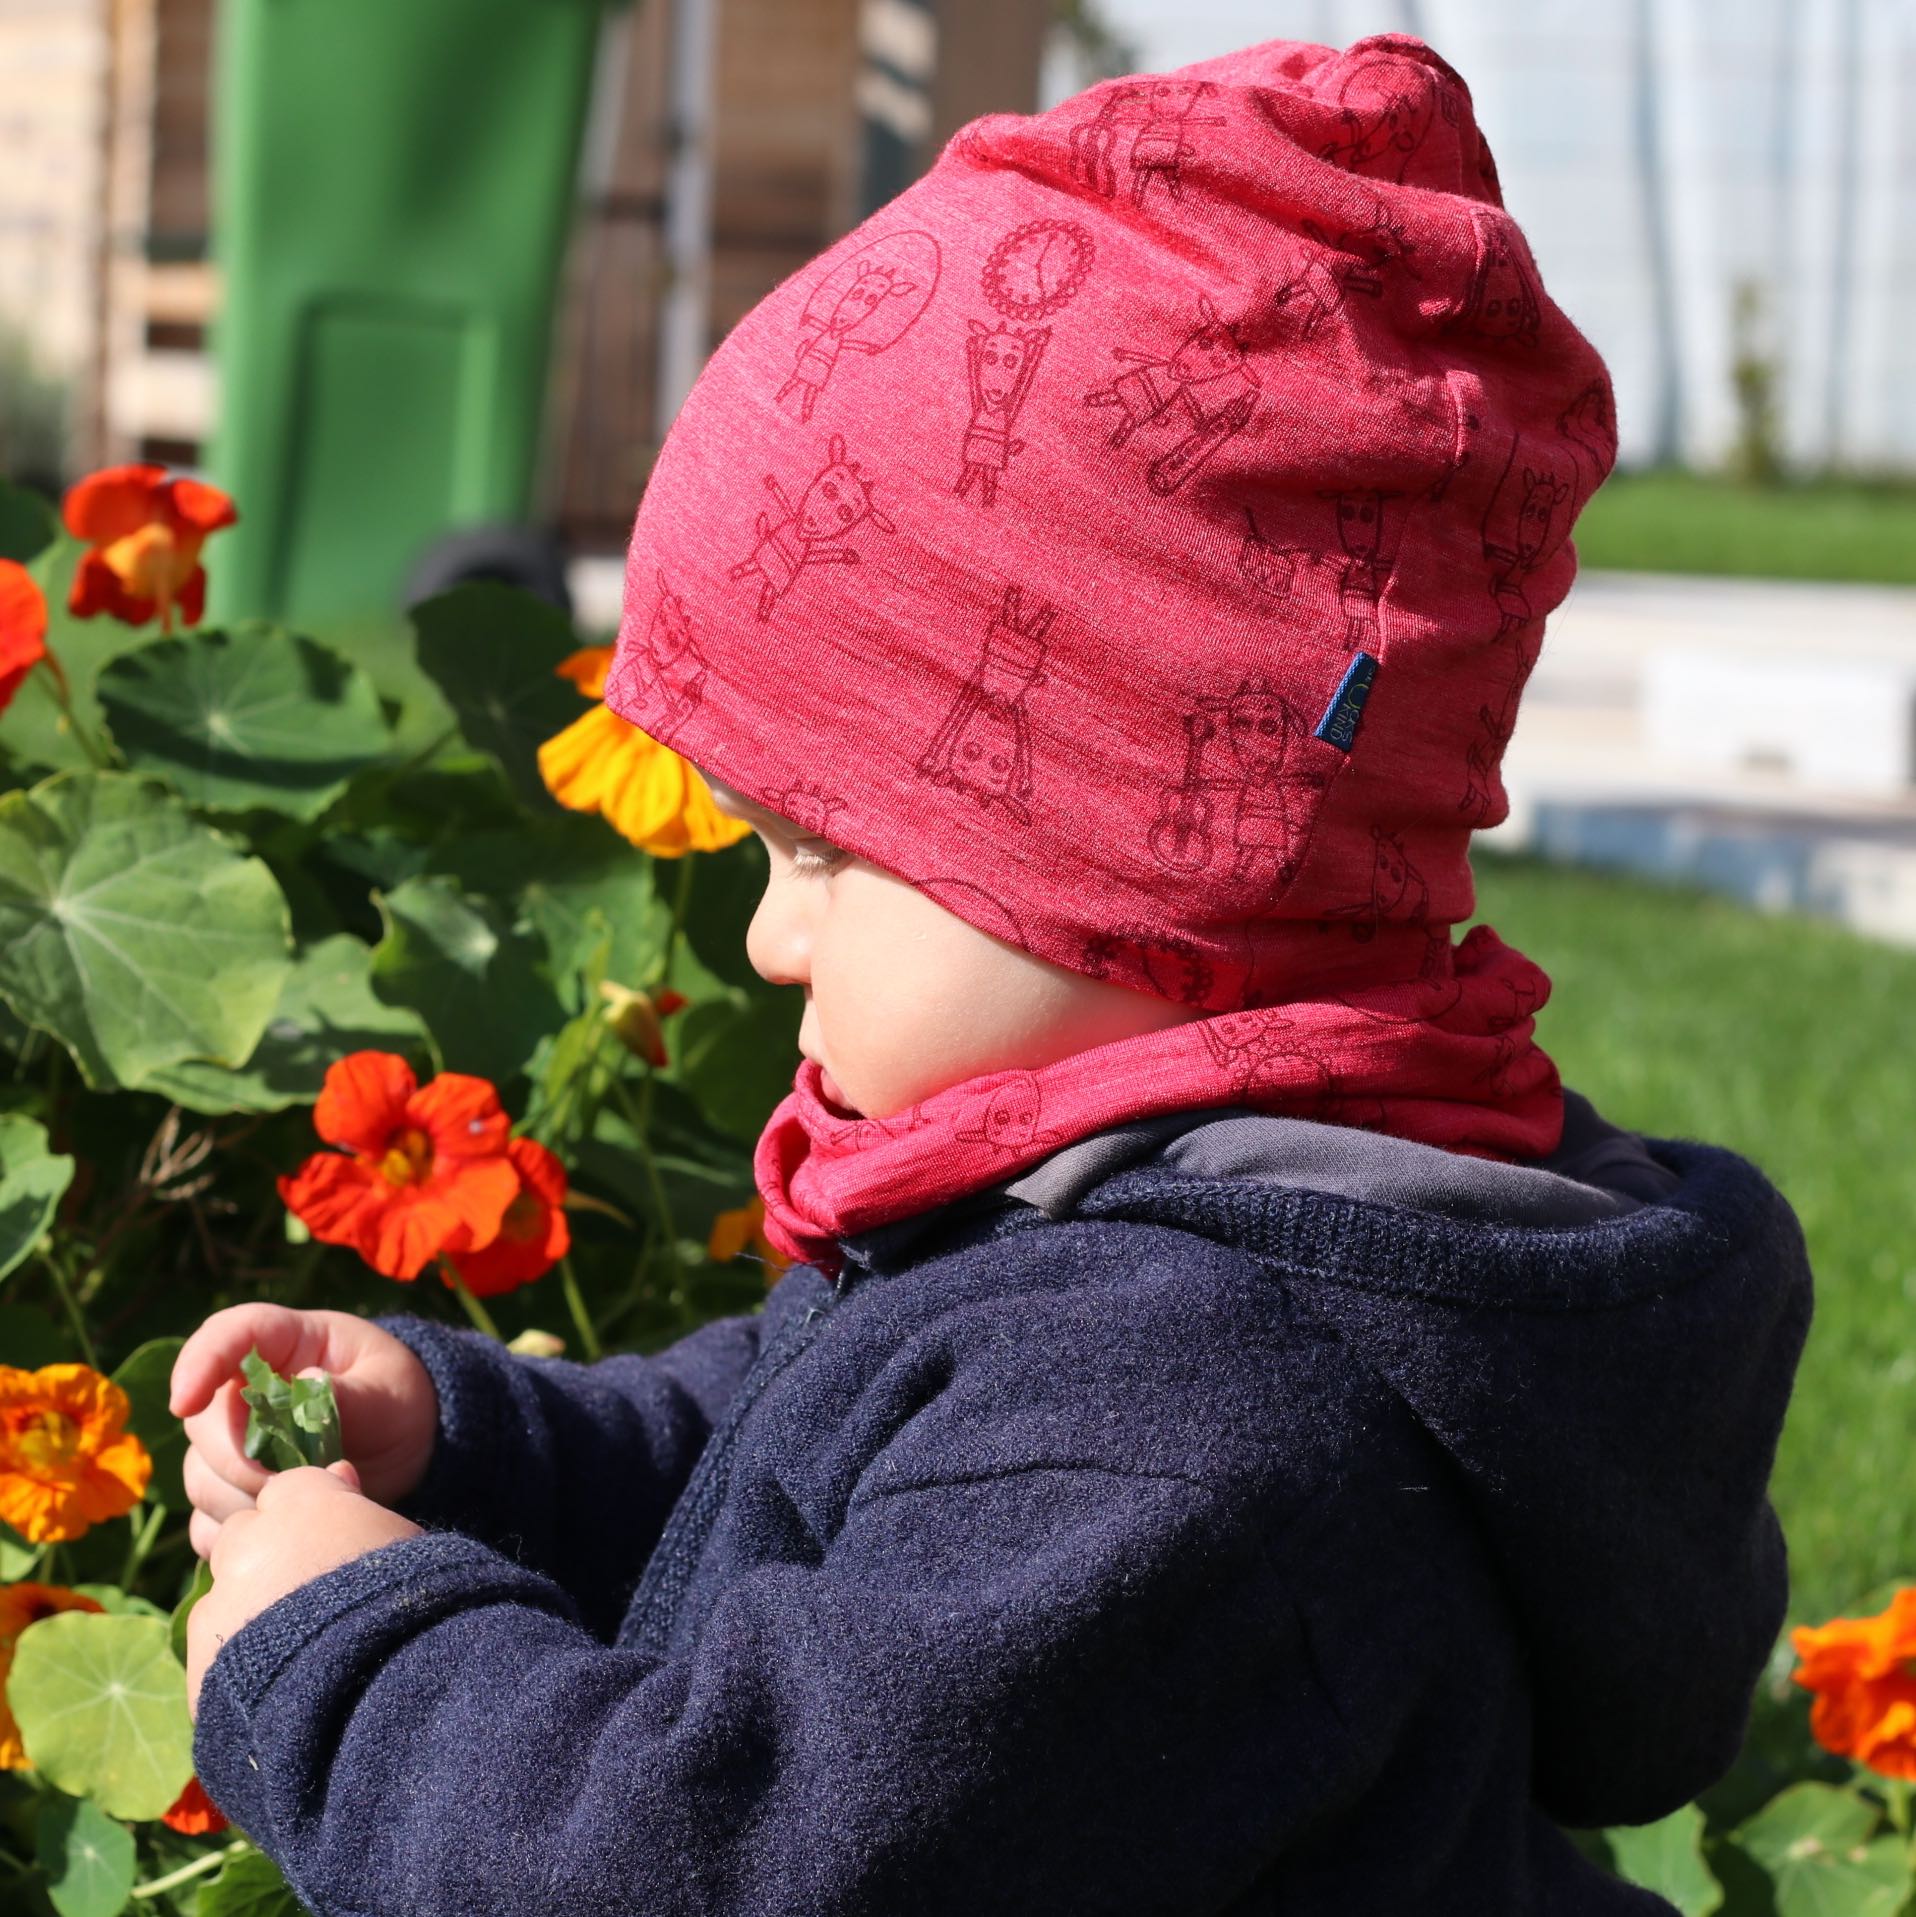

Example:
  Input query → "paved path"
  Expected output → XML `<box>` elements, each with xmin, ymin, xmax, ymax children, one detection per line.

<box><xmin>1489</xmin><ymin>570</ymin><xmax>1916</xmax><ymax>947</ymax></box>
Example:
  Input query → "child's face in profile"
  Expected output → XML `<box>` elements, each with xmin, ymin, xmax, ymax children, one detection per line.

<box><xmin>700</xmin><ymin>773</ymin><xmax>1202</xmax><ymax>1120</ymax></box>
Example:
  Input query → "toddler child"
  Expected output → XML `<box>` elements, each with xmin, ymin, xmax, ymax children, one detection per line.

<box><xmin>172</xmin><ymin>31</ymin><xmax>1813</xmax><ymax>1914</ymax></box>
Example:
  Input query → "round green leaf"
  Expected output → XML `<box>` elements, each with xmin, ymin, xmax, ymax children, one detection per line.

<box><xmin>69</xmin><ymin>1586</ymin><xmax>168</xmax><ymax>1622</ymax></box>
<box><xmin>108</xmin><ymin>1337</ymin><xmax>188</xmax><ymax>1512</ymax></box>
<box><xmin>97</xmin><ymin>625</ymin><xmax>393</xmax><ymax>820</ymax></box>
<box><xmin>369</xmin><ymin>875</ymin><xmax>564</xmax><ymax>1085</ymax></box>
<box><xmin>1</xmin><ymin>1523</ymin><xmax>41</xmax><ymax>1579</ymax></box>
<box><xmin>6</xmin><ymin>1612</ymin><xmax>194</xmax><ymax>1820</ymax></box>
<box><xmin>410</xmin><ymin>583</ymin><xmax>584</xmax><ymax>808</ymax></box>
<box><xmin>669</xmin><ymin>991</ymin><xmax>802</xmax><ymax>1143</ymax></box>
<box><xmin>1603</xmin><ymin>1803</ymin><xmax>1722</xmax><ymax>1916</ymax></box>
<box><xmin>0</xmin><ymin>771</ymin><xmax>293</xmax><ymax>1089</ymax></box>
<box><xmin>0</xmin><ymin>1112</ymin><xmax>73</xmax><ymax>1284</ymax></box>
<box><xmin>199</xmin><ymin>1847</ymin><xmax>303</xmax><ymax>1917</ymax></box>
<box><xmin>35</xmin><ymin>1793</ymin><xmax>135</xmax><ymax>1917</ymax></box>
<box><xmin>135</xmin><ymin>933</ymin><xmax>428</xmax><ymax>1115</ymax></box>
<box><xmin>1733</xmin><ymin>1781</ymin><xmax>1914</xmax><ymax>1917</ymax></box>
<box><xmin>0</xmin><ymin>481</ymin><xmax>57</xmax><ymax>565</ymax></box>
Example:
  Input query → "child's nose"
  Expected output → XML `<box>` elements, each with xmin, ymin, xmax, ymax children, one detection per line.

<box><xmin>745</xmin><ymin>885</ymin><xmax>811</xmax><ymax>990</ymax></box>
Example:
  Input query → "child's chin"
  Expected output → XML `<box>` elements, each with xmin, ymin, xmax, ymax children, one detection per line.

<box><xmin>817</xmin><ymin>1064</ymin><xmax>861</xmax><ymax>1117</ymax></box>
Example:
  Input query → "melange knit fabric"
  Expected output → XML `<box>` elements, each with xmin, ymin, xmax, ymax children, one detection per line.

<box><xmin>598</xmin><ymin>30</ymin><xmax>1622</xmax><ymax>1268</ymax></box>
<box><xmin>192</xmin><ymin>1097</ymin><xmax>1812</xmax><ymax>1915</ymax></box>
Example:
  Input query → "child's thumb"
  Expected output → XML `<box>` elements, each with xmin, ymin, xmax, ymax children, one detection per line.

<box><xmin>326</xmin><ymin>1458</ymin><xmax>362</xmax><ymax>1492</ymax></box>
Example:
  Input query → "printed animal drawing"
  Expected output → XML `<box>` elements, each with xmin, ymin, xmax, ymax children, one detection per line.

<box><xmin>917</xmin><ymin>587</ymin><xmax>1054</xmax><ymax>823</ymax></box>
<box><xmin>728</xmin><ymin>437</ymin><xmax>894</xmax><ymax>620</ymax></box>
<box><xmin>1084</xmin><ymin>297</ymin><xmax>1259</xmax><ymax>495</ymax></box>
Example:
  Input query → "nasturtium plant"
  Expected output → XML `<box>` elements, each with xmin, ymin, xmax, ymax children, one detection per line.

<box><xmin>96</xmin><ymin>626</ymin><xmax>393</xmax><ymax>821</ymax></box>
<box><xmin>0</xmin><ymin>1112</ymin><xmax>73</xmax><ymax>1283</ymax></box>
<box><xmin>7</xmin><ymin>1612</ymin><xmax>195</xmax><ymax>1819</ymax></box>
<box><xmin>0</xmin><ymin>771</ymin><xmax>291</xmax><ymax>1088</ymax></box>
<box><xmin>237</xmin><ymin>1348</ymin><xmax>342</xmax><ymax>1472</ymax></box>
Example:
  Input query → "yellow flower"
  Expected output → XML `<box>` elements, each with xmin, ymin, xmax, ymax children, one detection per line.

<box><xmin>537</xmin><ymin>647</ymin><xmax>752</xmax><ymax>857</ymax></box>
<box><xmin>0</xmin><ymin>1582</ymin><xmax>107</xmax><ymax>1768</ymax></box>
<box><xmin>0</xmin><ymin>1364</ymin><xmax>152</xmax><ymax>1543</ymax></box>
<box><xmin>707</xmin><ymin>1197</ymin><xmax>794</xmax><ymax>1285</ymax></box>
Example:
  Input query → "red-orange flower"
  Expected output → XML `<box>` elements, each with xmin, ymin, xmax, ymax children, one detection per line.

<box><xmin>0</xmin><ymin>559</ymin><xmax>49</xmax><ymax>715</ymax></box>
<box><xmin>1791</xmin><ymin>1586</ymin><xmax>1916</xmax><ymax>1779</ymax></box>
<box><xmin>0</xmin><ymin>1582</ymin><xmax>108</xmax><ymax>1769</ymax></box>
<box><xmin>63</xmin><ymin>463</ymin><xmax>237</xmax><ymax>634</ymax></box>
<box><xmin>707</xmin><ymin>1196</ymin><xmax>794</xmax><ymax>1286</ymax></box>
<box><xmin>0</xmin><ymin>1365</ymin><xmax>153</xmax><ymax>1544</ymax></box>
<box><xmin>277</xmin><ymin>1052</ymin><xmax>521</xmax><ymax>1281</ymax></box>
<box><xmin>161</xmin><ymin>1775</ymin><xmax>229</xmax><ymax>1835</ymax></box>
<box><xmin>443</xmin><ymin>1136</ymin><xmax>570</xmax><ymax>1297</ymax></box>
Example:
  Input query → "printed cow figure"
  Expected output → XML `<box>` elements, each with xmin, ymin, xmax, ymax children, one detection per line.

<box><xmin>917</xmin><ymin>587</ymin><xmax>1054</xmax><ymax>823</ymax></box>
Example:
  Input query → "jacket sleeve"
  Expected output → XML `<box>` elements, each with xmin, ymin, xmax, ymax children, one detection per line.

<box><xmin>190</xmin><ymin>1463</ymin><xmax>1372</xmax><ymax>1917</ymax></box>
<box><xmin>369</xmin><ymin>1307</ymin><xmax>763</xmax><ymax>1639</ymax></box>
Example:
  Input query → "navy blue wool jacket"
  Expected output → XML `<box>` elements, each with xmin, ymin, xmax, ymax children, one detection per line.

<box><xmin>193</xmin><ymin>1094</ymin><xmax>1813</xmax><ymax>1914</ymax></box>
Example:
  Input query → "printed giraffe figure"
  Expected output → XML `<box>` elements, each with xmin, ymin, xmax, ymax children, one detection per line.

<box><xmin>1276</xmin><ymin>202</ymin><xmax>1415</xmax><ymax>339</ymax></box>
<box><xmin>1326</xmin><ymin>490</ymin><xmax>1394</xmax><ymax>651</ymax></box>
<box><xmin>1084</xmin><ymin>297</ymin><xmax>1259</xmax><ymax>495</ymax></box>
<box><xmin>1192</xmin><ymin>674</ymin><xmax>1331</xmax><ymax>892</ymax></box>
<box><xmin>1319</xmin><ymin>58</ymin><xmax>1441</xmax><ymax>180</ymax></box>
<box><xmin>1198</xmin><ymin>1014</ymin><xmax>1338</xmax><ymax>1113</ymax></box>
<box><xmin>776</xmin><ymin>259</ymin><xmax>922</xmax><ymax>423</ymax></box>
<box><xmin>614</xmin><ymin>572</ymin><xmax>709</xmax><ymax>743</ymax></box>
<box><xmin>955</xmin><ymin>321</ymin><xmax>1050</xmax><ymax>507</ymax></box>
<box><xmin>728</xmin><ymin>437</ymin><xmax>893</xmax><ymax>621</ymax></box>
<box><xmin>1454</xmin><ymin>223</ymin><xmax>1543</xmax><ymax>345</ymax></box>
<box><xmin>1124</xmin><ymin>79</ymin><xmax>1224</xmax><ymax>206</ymax></box>
<box><xmin>953</xmin><ymin>1073</ymin><xmax>1068</xmax><ymax>1155</ymax></box>
<box><xmin>1486</xmin><ymin>466</ymin><xmax>1570</xmax><ymax>635</ymax></box>
<box><xmin>917</xmin><ymin>586</ymin><xmax>1054</xmax><ymax>824</ymax></box>
<box><xmin>1324</xmin><ymin>826</ymin><xmax>1430</xmax><ymax>942</ymax></box>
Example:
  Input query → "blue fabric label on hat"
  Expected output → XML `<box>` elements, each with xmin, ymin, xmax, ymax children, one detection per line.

<box><xmin>1314</xmin><ymin>652</ymin><xmax>1379</xmax><ymax>753</ymax></box>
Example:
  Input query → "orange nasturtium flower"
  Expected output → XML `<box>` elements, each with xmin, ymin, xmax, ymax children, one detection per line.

<box><xmin>0</xmin><ymin>1366</ymin><xmax>152</xmax><ymax>1545</ymax></box>
<box><xmin>0</xmin><ymin>560</ymin><xmax>49</xmax><ymax>716</ymax></box>
<box><xmin>443</xmin><ymin>1136</ymin><xmax>571</xmax><ymax>1298</ymax></box>
<box><xmin>277</xmin><ymin>1052</ymin><xmax>521</xmax><ymax>1282</ymax></box>
<box><xmin>63</xmin><ymin>462</ymin><xmax>237</xmax><ymax>634</ymax></box>
<box><xmin>0</xmin><ymin>1582</ymin><xmax>108</xmax><ymax>1769</ymax></box>
<box><xmin>537</xmin><ymin>645</ymin><xmax>752</xmax><ymax>857</ymax></box>
<box><xmin>1791</xmin><ymin>1586</ymin><xmax>1916</xmax><ymax>1780</ymax></box>
<box><xmin>161</xmin><ymin>1775</ymin><xmax>229</xmax><ymax>1835</ymax></box>
<box><xmin>708</xmin><ymin>1196</ymin><xmax>794</xmax><ymax>1285</ymax></box>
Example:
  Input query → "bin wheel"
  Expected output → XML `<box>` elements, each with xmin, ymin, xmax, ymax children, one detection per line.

<box><xmin>404</xmin><ymin>525</ymin><xmax>573</xmax><ymax>619</ymax></box>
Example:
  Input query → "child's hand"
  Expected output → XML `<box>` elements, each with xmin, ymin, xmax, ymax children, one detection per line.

<box><xmin>170</xmin><ymin>1305</ymin><xmax>439</xmax><ymax>1561</ymax></box>
<box><xmin>184</xmin><ymin>1459</ymin><xmax>422</xmax><ymax>1720</ymax></box>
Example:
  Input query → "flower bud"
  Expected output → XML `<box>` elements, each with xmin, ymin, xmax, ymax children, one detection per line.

<box><xmin>506</xmin><ymin>1328</ymin><xmax>566</xmax><ymax>1359</ymax></box>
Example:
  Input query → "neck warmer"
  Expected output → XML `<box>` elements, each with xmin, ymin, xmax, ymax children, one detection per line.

<box><xmin>602</xmin><ymin>33</ymin><xmax>1617</xmax><ymax>1277</ymax></box>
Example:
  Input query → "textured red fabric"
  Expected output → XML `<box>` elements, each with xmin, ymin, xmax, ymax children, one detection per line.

<box><xmin>604</xmin><ymin>32</ymin><xmax>1618</xmax><ymax>1275</ymax></box>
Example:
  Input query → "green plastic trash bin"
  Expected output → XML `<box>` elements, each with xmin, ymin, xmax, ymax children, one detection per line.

<box><xmin>205</xmin><ymin>0</ymin><xmax>613</xmax><ymax>629</ymax></box>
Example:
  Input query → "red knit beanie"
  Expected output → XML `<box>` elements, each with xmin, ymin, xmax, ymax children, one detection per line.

<box><xmin>604</xmin><ymin>32</ymin><xmax>1618</xmax><ymax>1268</ymax></box>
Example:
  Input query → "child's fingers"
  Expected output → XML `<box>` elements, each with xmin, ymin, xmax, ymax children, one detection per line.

<box><xmin>187</xmin><ymin>1508</ymin><xmax>218</xmax><ymax>1561</ymax></box>
<box><xmin>180</xmin><ymin>1378</ymin><xmax>272</xmax><ymax>1500</ymax></box>
<box><xmin>182</xmin><ymin>1440</ymin><xmax>261</xmax><ymax>1520</ymax></box>
<box><xmin>168</xmin><ymin>1303</ymin><xmax>319</xmax><ymax>1418</ymax></box>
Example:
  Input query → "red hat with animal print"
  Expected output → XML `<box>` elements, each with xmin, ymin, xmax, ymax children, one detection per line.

<box><xmin>604</xmin><ymin>31</ymin><xmax>1618</xmax><ymax>1275</ymax></box>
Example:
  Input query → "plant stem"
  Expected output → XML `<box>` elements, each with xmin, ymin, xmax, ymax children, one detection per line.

<box><xmin>611</xmin><ymin>1077</ymin><xmax>682</xmax><ymax>1300</ymax></box>
<box><xmin>119</xmin><ymin>1499</ymin><xmax>168</xmax><ymax>1591</ymax></box>
<box><xmin>0</xmin><ymin>1835</ymin><xmax>32</xmax><ymax>1876</ymax></box>
<box><xmin>131</xmin><ymin>1840</ymin><xmax>251</xmax><ymax>1899</ymax></box>
<box><xmin>655</xmin><ymin>852</ymin><xmax>697</xmax><ymax>989</ymax></box>
<box><xmin>38</xmin><ymin>650</ymin><xmax>111</xmax><ymax>769</ymax></box>
<box><xmin>557</xmin><ymin>1255</ymin><xmax>602</xmax><ymax>1362</ymax></box>
<box><xmin>440</xmin><ymin>1261</ymin><xmax>504</xmax><ymax>1341</ymax></box>
<box><xmin>1883</xmin><ymin>1773</ymin><xmax>1912</xmax><ymax>1836</ymax></box>
<box><xmin>43</xmin><ymin>1247</ymin><xmax>100</xmax><ymax>1370</ymax></box>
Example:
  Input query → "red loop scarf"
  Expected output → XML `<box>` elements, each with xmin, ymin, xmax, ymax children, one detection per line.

<box><xmin>755</xmin><ymin>924</ymin><xmax>1557</xmax><ymax>1276</ymax></box>
<box><xmin>605</xmin><ymin>32</ymin><xmax>1616</xmax><ymax>1278</ymax></box>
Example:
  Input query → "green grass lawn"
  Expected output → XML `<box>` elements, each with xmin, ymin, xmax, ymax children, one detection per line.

<box><xmin>1573</xmin><ymin>469</ymin><xmax>1916</xmax><ymax>584</ymax></box>
<box><xmin>1474</xmin><ymin>849</ymin><xmax>1916</xmax><ymax>1633</ymax></box>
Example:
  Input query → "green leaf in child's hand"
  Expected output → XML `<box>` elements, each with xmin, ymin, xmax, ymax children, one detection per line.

<box><xmin>237</xmin><ymin>1346</ymin><xmax>343</xmax><ymax>1470</ymax></box>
